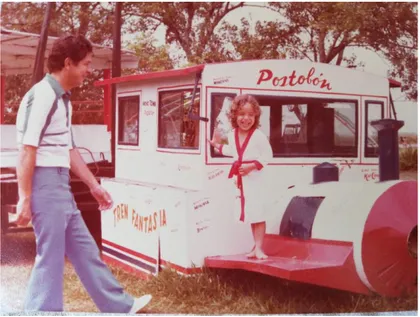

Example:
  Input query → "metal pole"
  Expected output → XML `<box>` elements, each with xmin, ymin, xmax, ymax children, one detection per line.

<box><xmin>111</xmin><ymin>2</ymin><xmax>122</xmax><ymax>173</ymax></box>
<box><xmin>32</xmin><ymin>2</ymin><xmax>53</xmax><ymax>86</ymax></box>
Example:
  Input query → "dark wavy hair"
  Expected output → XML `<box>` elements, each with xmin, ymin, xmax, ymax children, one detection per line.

<box><xmin>47</xmin><ymin>35</ymin><xmax>93</xmax><ymax>72</ymax></box>
<box><xmin>228</xmin><ymin>94</ymin><xmax>261</xmax><ymax>129</ymax></box>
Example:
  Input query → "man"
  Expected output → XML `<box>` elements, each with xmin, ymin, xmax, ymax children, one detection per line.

<box><xmin>15</xmin><ymin>35</ymin><xmax>151</xmax><ymax>313</ymax></box>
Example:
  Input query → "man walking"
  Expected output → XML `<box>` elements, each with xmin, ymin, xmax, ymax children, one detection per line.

<box><xmin>15</xmin><ymin>34</ymin><xmax>151</xmax><ymax>313</ymax></box>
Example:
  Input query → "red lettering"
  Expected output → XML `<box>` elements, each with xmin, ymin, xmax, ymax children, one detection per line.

<box><xmin>297</xmin><ymin>75</ymin><xmax>306</xmax><ymax>85</ymax></box>
<box><xmin>132</xmin><ymin>209</ymin><xmax>136</xmax><ymax>228</ymax></box>
<box><xmin>320</xmin><ymin>79</ymin><xmax>332</xmax><ymax>90</ymax></box>
<box><xmin>306</xmin><ymin>67</ymin><xmax>315</xmax><ymax>84</ymax></box>
<box><xmin>161</xmin><ymin>209</ymin><xmax>167</xmax><ymax>226</ymax></box>
<box><xmin>256</xmin><ymin>67</ymin><xmax>332</xmax><ymax>90</ymax></box>
<box><xmin>153</xmin><ymin>212</ymin><xmax>157</xmax><ymax>231</ymax></box>
<box><xmin>257</xmin><ymin>69</ymin><xmax>273</xmax><ymax>85</ymax></box>
<box><xmin>139</xmin><ymin>216</ymin><xmax>144</xmax><ymax>232</ymax></box>
<box><xmin>123</xmin><ymin>204</ymin><xmax>128</xmax><ymax>219</ymax></box>
<box><xmin>147</xmin><ymin>215</ymin><xmax>153</xmax><ymax>233</ymax></box>
<box><xmin>278</xmin><ymin>76</ymin><xmax>288</xmax><ymax>87</ymax></box>
<box><xmin>288</xmin><ymin>70</ymin><xmax>298</xmax><ymax>86</ymax></box>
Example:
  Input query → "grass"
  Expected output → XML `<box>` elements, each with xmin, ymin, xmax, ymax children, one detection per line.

<box><xmin>399</xmin><ymin>135</ymin><xmax>418</xmax><ymax>171</ymax></box>
<box><xmin>400</xmin><ymin>147</ymin><xmax>418</xmax><ymax>171</ymax></box>
<box><xmin>1</xmin><ymin>170</ymin><xmax>418</xmax><ymax>314</ymax></box>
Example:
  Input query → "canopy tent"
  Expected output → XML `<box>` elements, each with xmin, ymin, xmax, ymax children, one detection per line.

<box><xmin>0</xmin><ymin>27</ymin><xmax>138</xmax><ymax>75</ymax></box>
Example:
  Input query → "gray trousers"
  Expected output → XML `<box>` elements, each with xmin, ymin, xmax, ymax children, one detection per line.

<box><xmin>25</xmin><ymin>167</ymin><xmax>133</xmax><ymax>312</ymax></box>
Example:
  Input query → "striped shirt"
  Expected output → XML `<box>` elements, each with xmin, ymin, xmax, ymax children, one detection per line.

<box><xmin>16</xmin><ymin>74</ymin><xmax>76</xmax><ymax>168</ymax></box>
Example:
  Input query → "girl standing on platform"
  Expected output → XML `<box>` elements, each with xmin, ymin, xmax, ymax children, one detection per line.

<box><xmin>208</xmin><ymin>94</ymin><xmax>273</xmax><ymax>259</ymax></box>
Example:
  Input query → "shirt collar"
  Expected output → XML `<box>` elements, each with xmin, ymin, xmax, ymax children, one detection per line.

<box><xmin>44</xmin><ymin>73</ymin><xmax>71</xmax><ymax>98</ymax></box>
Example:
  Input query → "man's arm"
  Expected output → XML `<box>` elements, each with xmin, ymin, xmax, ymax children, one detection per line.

<box><xmin>70</xmin><ymin>148</ymin><xmax>99</xmax><ymax>189</ymax></box>
<box><xmin>69</xmin><ymin>148</ymin><xmax>113</xmax><ymax>210</ymax></box>
<box><xmin>16</xmin><ymin>145</ymin><xmax>37</xmax><ymax>226</ymax></box>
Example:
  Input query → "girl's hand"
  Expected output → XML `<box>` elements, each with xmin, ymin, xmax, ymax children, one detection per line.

<box><xmin>239</xmin><ymin>163</ymin><xmax>256</xmax><ymax>176</ymax></box>
<box><xmin>207</xmin><ymin>138</ymin><xmax>218</xmax><ymax>148</ymax></box>
<box><xmin>207</xmin><ymin>129</ymin><xmax>221</xmax><ymax>149</ymax></box>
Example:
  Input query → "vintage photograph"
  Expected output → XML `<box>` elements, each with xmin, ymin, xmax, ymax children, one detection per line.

<box><xmin>0</xmin><ymin>2</ymin><xmax>417</xmax><ymax>315</ymax></box>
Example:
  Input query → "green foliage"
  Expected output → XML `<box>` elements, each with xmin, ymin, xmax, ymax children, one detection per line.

<box><xmin>223</xmin><ymin>2</ymin><xmax>417</xmax><ymax>100</ymax></box>
<box><xmin>127</xmin><ymin>34</ymin><xmax>174</xmax><ymax>72</ymax></box>
<box><xmin>123</xmin><ymin>2</ymin><xmax>245</xmax><ymax>64</ymax></box>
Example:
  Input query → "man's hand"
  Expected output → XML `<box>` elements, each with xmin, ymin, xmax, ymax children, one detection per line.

<box><xmin>16</xmin><ymin>197</ymin><xmax>32</xmax><ymax>227</ymax></box>
<box><xmin>90</xmin><ymin>185</ymin><xmax>114</xmax><ymax>211</ymax></box>
<box><xmin>239</xmin><ymin>163</ymin><xmax>256</xmax><ymax>176</ymax></box>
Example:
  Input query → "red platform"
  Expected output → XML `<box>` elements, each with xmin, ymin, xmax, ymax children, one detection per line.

<box><xmin>205</xmin><ymin>234</ymin><xmax>371</xmax><ymax>295</ymax></box>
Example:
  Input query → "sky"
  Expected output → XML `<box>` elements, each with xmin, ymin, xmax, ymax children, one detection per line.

<box><xmin>134</xmin><ymin>3</ymin><xmax>417</xmax><ymax>134</ymax></box>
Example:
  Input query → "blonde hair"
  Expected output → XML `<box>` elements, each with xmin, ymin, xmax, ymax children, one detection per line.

<box><xmin>228</xmin><ymin>94</ymin><xmax>261</xmax><ymax>129</ymax></box>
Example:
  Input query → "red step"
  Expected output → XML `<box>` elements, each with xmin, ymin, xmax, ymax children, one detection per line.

<box><xmin>205</xmin><ymin>234</ymin><xmax>371</xmax><ymax>295</ymax></box>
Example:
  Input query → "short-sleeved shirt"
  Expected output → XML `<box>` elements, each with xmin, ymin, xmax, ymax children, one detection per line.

<box><xmin>16</xmin><ymin>73</ymin><xmax>76</xmax><ymax>168</ymax></box>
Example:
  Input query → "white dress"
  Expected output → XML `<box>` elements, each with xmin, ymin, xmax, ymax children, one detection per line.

<box><xmin>220</xmin><ymin>128</ymin><xmax>273</xmax><ymax>224</ymax></box>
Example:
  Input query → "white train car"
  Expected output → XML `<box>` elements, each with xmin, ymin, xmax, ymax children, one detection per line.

<box><xmin>95</xmin><ymin>60</ymin><xmax>417</xmax><ymax>296</ymax></box>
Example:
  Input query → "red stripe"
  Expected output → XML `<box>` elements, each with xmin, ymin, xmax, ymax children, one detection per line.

<box><xmin>264</xmin><ymin>234</ymin><xmax>353</xmax><ymax>247</ymax></box>
<box><xmin>102</xmin><ymin>254</ymin><xmax>153</xmax><ymax>280</ymax></box>
<box><xmin>226</xmin><ymin>86</ymin><xmax>388</xmax><ymax>99</ymax></box>
<box><xmin>156</xmin><ymin>149</ymin><xmax>201</xmax><ymax>155</ymax></box>
<box><xmin>102</xmin><ymin>239</ymin><xmax>202</xmax><ymax>274</ymax></box>
<box><xmin>95</xmin><ymin>65</ymin><xmax>205</xmax><ymax>86</ymax></box>
<box><xmin>157</xmin><ymin>83</ymin><xmax>202</xmax><ymax>90</ymax></box>
<box><xmin>102</xmin><ymin>239</ymin><xmax>157</xmax><ymax>264</ymax></box>
<box><xmin>117</xmin><ymin>89</ymin><xmax>142</xmax><ymax>95</ymax></box>
<box><xmin>160</xmin><ymin>259</ymin><xmax>202</xmax><ymax>274</ymax></box>
<box><xmin>359</xmin><ymin>96</ymin><xmax>362</xmax><ymax>163</ymax></box>
<box><xmin>117</xmin><ymin>148</ymin><xmax>142</xmax><ymax>151</ymax></box>
<box><xmin>206</xmin><ymin>162</ymin><xmax>378</xmax><ymax>166</ymax></box>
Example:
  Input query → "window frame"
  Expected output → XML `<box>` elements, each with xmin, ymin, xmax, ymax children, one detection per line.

<box><xmin>209</xmin><ymin>94</ymin><xmax>359</xmax><ymax>158</ymax></box>
<box><xmin>365</xmin><ymin>100</ymin><xmax>384</xmax><ymax>158</ymax></box>
<box><xmin>256</xmin><ymin>95</ymin><xmax>358</xmax><ymax>158</ymax></box>
<box><xmin>157</xmin><ymin>88</ymin><xmax>201</xmax><ymax>151</ymax></box>
<box><xmin>117</xmin><ymin>95</ymin><xmax>140</xmax><ymax>146</ymax></box>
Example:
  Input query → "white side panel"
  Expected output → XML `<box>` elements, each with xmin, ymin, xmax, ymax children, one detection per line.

<box><xmin>101</xmin><ymin>178</ymin><xmax>159</xmax><ymax>274</ymax></box>
<box><xmin>115</xmin><ymin>76</ymin><xmax>205</xmax><ymax>190</ymax></box>
<box><xmin>185</xmin><ymin>189</ymin><xmax>254</xmax><ymax>267</ymax></box>
<box><xmin>202</xmin><ymin>60</ymin><xmax>389</xmax><ymax>97</ymax></box>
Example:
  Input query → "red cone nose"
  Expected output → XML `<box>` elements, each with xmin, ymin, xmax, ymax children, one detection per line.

<box><xmin>362</xmin><ymin>180</ymin><xmax>417</xmax><ymax>297</ymax></box>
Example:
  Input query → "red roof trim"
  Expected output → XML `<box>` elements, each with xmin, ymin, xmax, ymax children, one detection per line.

<box><xmin>389</xmin><ymin>78</ymin><xmax>401</xmax><ymax>88</ymax></box>
<box><xmin>94</xmin><ymin>64</ymin><xmax>205</xmax><ymax>87</ymax></box>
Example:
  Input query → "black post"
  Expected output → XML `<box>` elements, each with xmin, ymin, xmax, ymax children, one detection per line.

<box><xmin>32</xmin><ymin>2</ymin><xmax>53</xmax><ymax>86</ymax></box>
<box><xmin>371</xmin><ymin>119</ymin><xmax>404</xmax><ymax>182</ymax></box>
<box><xmin>111</xmin><ymin>2</ymin><xmax>122</xmax><ymax>175</ymax></box>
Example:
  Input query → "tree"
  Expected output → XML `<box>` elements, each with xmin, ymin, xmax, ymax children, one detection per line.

<box><xmin>1</xmin><ymin>2</ymin><xmax>175</xmax><ymax>124</ymax></box>
<box><xmin>123</xmin><ymin>2</ymin><xmax>245</xmax><ymax>64</ymax></box>
<box><xmin>127</xmin><ymin>33</ymin><xmax>175</xmax><ymax>73</ymax></box>
<box><xmin>222</xmin><ymin>2</ymin><xmax>418</xmax><ymax>100</ymax></box>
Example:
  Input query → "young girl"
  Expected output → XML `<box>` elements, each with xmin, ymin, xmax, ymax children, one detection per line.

<box><xmin>208</xmin><ymin>94</ymin><xmax>273</xmax><ymax>260</ymax></box>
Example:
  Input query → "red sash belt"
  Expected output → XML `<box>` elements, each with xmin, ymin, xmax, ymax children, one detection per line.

<box><xmin>228</xmin><ymin>159</ymin><xmax>263</xmax><ymax>222</ymax></box>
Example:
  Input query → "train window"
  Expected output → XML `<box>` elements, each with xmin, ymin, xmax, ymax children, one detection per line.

<box><xmin>118</xmin><ymin>95</ymin><xmax>140</xmax><ymax>146</ymax></box>
<box><xmin>158</xmin><ymin>89</ymin><xmax>200</xmax><ymax>149</ymax></box>
<box><xmin>365</xmin><ymin>101</ymin><xmax>384</xmax><ymax>157</ymax></box>
<box><xmin>261</xmin><ymin>97</ymin><xmax>357</xmax><ymax>157</ymax></box>
<box><xmin>210</xmin><ymin>94</ymin><xmax>358</xmax><ymax>158</ymax></box>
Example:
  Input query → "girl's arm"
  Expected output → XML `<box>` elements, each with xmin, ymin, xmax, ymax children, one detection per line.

<box><xmin>208</xmin><ymin>129</ymin><xmax>233</xmax><ymax>156</ymax></box>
